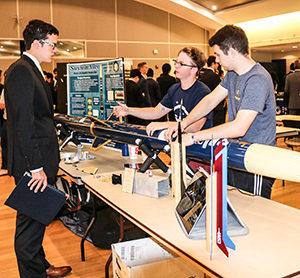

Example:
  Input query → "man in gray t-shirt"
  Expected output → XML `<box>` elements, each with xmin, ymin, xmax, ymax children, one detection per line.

<box><xmin>222</xmin><ymin>63</ymin><xmax>276</xmax><ymax>146</ymax></box>
<box><xmin>165</xmin><ymin>25</ymin><xmax>276</xmax><ymax>199</ymax></box>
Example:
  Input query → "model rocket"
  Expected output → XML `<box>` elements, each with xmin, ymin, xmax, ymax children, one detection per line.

<box><xmin>54</xmin><ymin>114</ymin><xmax>300</xmax><ymax>182</ymax></box>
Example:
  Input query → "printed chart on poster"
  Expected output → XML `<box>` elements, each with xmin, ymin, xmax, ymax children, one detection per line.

<box><xmin>67</xmin><ymin>58</ymin><xmax>125</xmax><ymax>119</ymax></box>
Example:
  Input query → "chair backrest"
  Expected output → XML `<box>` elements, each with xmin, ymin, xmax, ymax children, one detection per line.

<box><xmin>282</xmin><ymin>120</ymin><xmax>300</xmax><ymax>129</ymax></box>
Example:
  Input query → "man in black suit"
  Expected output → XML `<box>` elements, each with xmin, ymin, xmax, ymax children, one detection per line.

<box><xmin>156</xmin><ymin>63</ymin><xmax>177</xmax><ymax>99</ymax></box>
<box><xmin>156</xmin><ymin>63</ymin><xmax>177</xmax><ymax>121</ymax></box>
<box><xmin>199</xmin><ymin>55</ymin><xmax>227</xmax><ymax>126</ymax></box>
<box><xmin>0</xmin><ymin>69</ymin><xmax>4</xmax><ymax>137</ymax></box>
<box><xmin>125</xmin><ymin>69</ymin><xmax>151</xmax><ymax>125</ymax></box>
<box><xmin>5</xmin><ymin>19</ymin><xmax>71</xmax><ymax>278</ymax></box>
<box><xmin>146</xmin><ymin>68</ymin><xmax>161</xmax><ymax>107</ymax></box>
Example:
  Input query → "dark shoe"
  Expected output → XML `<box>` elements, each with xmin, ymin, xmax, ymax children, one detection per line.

<box><xmin>46</xmin><ymin>265</ymin><xmax>72</xmax><ymax>277</ymax></box>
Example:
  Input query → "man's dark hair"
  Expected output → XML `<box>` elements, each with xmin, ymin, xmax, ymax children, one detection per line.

<box><xmin>147</xmin><ymin>68</ymin><xmax>154</xmax><ymax>78</ymax></box>
<box><xmin>130</xmin><ymin>69</ymin><xmax>141</xmax><ymax>79</ymax></box>
<box><xmin>44</xmin><ymin>71</ymin><xmax>54</xmax><ymax>81</ymax></box>
<box><xmin>179</xmin><ymin>47</ymin><xmax>206</xmax><ymax>75</ymax></box>
<box><xmin>295</xmin><ymin>60</ymin><xmax>300</xmax><ymax>70</ymax></box>
<box><xmin>162</xmin><ymin>63</ymin><xmax>171</xmax><ymax>74</ymax></box>
<box><xmin>23</xmin><ymin>19</ymin><xmax>59</xmax><ymax>50</ymax></box>
<box><xmin>137</xmin><ymin>62</ymin><xmax>147</xmax><ymax>70</ymax></box>
<box><xmin>209</xmin><ymin>25</ymin><xmax>249</xmax><ymax>55</ymax></box>
<box><xmin>207</xmin><ymin>55</ymin><xmax>216</xmax><ymax>67</ymax></box>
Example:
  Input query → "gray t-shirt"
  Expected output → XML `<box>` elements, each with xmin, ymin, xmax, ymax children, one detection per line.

<box><xmin>221</xmin><ymin>63</ymin><xmax>276</xmax><ymax>146</ymax></box>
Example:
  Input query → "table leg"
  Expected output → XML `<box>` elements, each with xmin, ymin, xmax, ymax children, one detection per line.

<box><xmin>105</xmin><ymin>215</ymin><xmax>125</xmax><ymax>278</ymax></box>
<box><xmin>80</xmin><ymin>194</ymin><xmax>97</xmax><ymax>261</ymax></box>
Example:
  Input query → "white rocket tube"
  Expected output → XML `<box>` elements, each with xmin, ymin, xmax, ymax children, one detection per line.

<box><xmin>244</xmin><ymin>144</ymin><xmax>300</xmax><ymax>182</ymax></box>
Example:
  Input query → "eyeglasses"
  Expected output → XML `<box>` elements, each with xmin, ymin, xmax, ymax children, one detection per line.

<box><xmin>173</xmin><ymin>59</ymin><xmax>196</xmax><ymax>68</ymax></box>
<box><xmin>40</xmin><ymin>39</ymin><xmax>57</xmax><ymax>50</ymax></box>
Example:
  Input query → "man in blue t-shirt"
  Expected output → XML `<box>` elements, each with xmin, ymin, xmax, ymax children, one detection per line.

<box><xmin>160</xmin><ymin>79</ymin><xmax>212</xmax><ymax>130</ymax></box>
<box><xmin>113</xmin><ymin>47</ymin><xmax>212</xmax><ymax>134</ymax></box>
<box><xmin>165</xmin><ymin>25</ymin><xmax>276</xmax><ymax>199</ymax></box>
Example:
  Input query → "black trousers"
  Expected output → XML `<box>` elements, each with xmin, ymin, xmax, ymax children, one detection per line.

<box><xmin>1</xmin><ymin>119</ymin><xmax>7</xmax><ymax>169</ymax></box>
<box><xmin>228</xmin><ymin>169</ymin><xmax>274</xmax><ymax>199</ymax></box>
<box><xmin>14</xmin><ymin>176</ymin><xmax>56</xmax><ymax>278</ymax></box>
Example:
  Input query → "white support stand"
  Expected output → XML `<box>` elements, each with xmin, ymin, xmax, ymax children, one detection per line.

<box><xmin>170</xmin><ymin>141</ymin><xmax>186</xmax><ymax>204</ymax></box>
<box><xmin>205</xmin><ymin>172</ymin><xmax>217</xmax><ymax>256</ymax></box>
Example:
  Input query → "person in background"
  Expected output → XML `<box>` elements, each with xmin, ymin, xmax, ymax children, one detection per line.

<box><xmin>0</xmin><ymin>70</ymin><xmax>3</xmax><ymax>93</ymax></box>
<box><xmin>125</xmin><ymin>69</ymin><xmax>151</xmax><ymax>125</ymax></box>
<box><xmin>165</xmin><ymin>25</ymin><xmax>276</xmax><ymax>199</ymax></box>
<box><xmin>157</xmin><ymin>63</ymin><xmax>177</xmax><ymax>121</ymax></box>
<box><xmin>0</xmin><ymin>81</ymin><xmax>7</xmax><ymax>176</ymax></box>
<box><xmin>0</xmin><ymin>69</ymin><xmax>3</xmax><ymax>137</ymax></box>
<box><xmin>217</xmin><ymin>63</ymin><xmax>225</xmax><ymax>79</ymax></box>
<box><xmin>44</xmin><ymin>71</ymin><xmax>57</xmax><ymax>110</ymax></box>
<box><xmin>283</xmin><ymin>63</ymin><xmax>295</xmax><ymax>107</ymax></box>
<box><xmin>285</xmin><ymin>60</ymin><xmax>300</xmax><ymax>115</ymax></box>
<box><xmin>137</xmin><ymin>61</ymin><xmax>152</xmax><ymax>106</ymax></box>
<box><xmin>157</xmin><ymin>63</ymin><xmax>177</xmax><ymax>99</ymax></box>
<box><xmin>114</xmin><ymin>47</ymin><xmax>213</xmax><ymax>135</ymax></box>
<box><xmin>5</xmin><ymin>19</ymin><xmax>72</xmax><ymax>278</ymax></box>
<box><xmin>199</xmin><ymin>55</ymin><xmax>227</xmax><ymax>126</ymax></box>
<box><xmin>53</xmin><ymin>67</ymin><xmax>58</xmax><ymax>87</ymax></box>
<box><xmin>269</xmin><ymin>70</ymin><xmax>279</xmax><ymax>92</ymax></box>
<box><xmin>137</xmin><ymin>62</ymin><xmax>148</xmax><ymax>80</ymax></box>
<box><xmin>146</xmin><ymin>68</ymin><xmax>161</xmax><ymax>107</ymax></box>
<box><xmin>286</xmin><ymin>62</ymin><xmax>295</xmax><ymax>77</ymax></box>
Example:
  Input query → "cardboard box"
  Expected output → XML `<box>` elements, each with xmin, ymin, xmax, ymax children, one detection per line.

<box><xmin>133</xmin><ymin>172</ymin><xmax>170</xmax><ymax>198</ymax></box>
<box><xmin>112</xmin><ymin>238</ymin><xmax>204</xmax><ymax>278</ymax></box>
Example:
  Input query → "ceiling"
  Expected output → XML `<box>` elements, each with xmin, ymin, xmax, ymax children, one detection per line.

<box><xmin>134</xmin><ymin>0</ymin><xmax>300</xmax><ymax>53</ymax></box>
<box><xmin>190</xmin><ymin>0</ymin><xmax>260</xmax><ymax>12</ymax></box>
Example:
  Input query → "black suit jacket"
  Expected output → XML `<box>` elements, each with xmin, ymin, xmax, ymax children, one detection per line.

<box><xmin>199</xmin><ymin>68</ymin><xmax>225</xmax><ymax>111</ymax></box>
<box><xmin>157</xmin><ymin>74</ymin><xmax>177</xmax><ymax>98</ymax></box>
<box><xmin>198</xmin><ymin>68</ymin><xmax>221</xmax><ymax>91</ymax></box>
<box><xmin>146</xmin><ymin>78</ymin><xmax>161</xmax><ymax>107</ymax></box>
<box><xmin>5</xmin><ymin>55</ymin><xmax>59</xmax><ymax>178</ymax></box>
<box><xmin>125</xmin><ymin>79</ymin><xmax>150</xmax><ymax>125</ymax></box>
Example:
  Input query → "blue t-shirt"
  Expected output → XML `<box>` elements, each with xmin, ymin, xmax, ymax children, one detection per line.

<box><xmin>221</xmin><ymin>63</ymin><xmax>276</xmax><ymax>145</ymax></box>
<box><xmin>160</xmin><ymin>80</ymin><xmax>212</xmax><ymax>129</ymax></box>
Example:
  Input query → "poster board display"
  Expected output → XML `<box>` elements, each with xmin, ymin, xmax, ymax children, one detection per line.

<box><xmin>67</xmin><ymin>58</ymin><xmax>125</xmax><ymax>119</ymax></box>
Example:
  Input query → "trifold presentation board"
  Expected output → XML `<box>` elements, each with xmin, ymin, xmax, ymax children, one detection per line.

<box><xmin>67</xmin><ymin>58</ymin><xmax>125</xmax><ymax>120</ymax></box>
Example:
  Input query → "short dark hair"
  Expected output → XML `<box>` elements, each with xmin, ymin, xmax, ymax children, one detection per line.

<box><xmin>130</xmin><ymin>69</ymin><xmax>141</xmax><ymax>79</ymax></box>
<box><xmin>147</xmin><ymin>68</ymin><xmax>154</xmax><ymax>77</ymax></box>
<box><xmin>295</xmin><ymin>60</ymin><xmax>300</xmax><ymax>70</ymax></box>
<box><xmin>137</xmin><ymin>62</ymin><xmax>147</xmax><ymax>70</ymax></box>
<box><xmin>44</xmin><ymin>71</ymin><xmax>54</xmax><ymax>80</ymax></box>
<box><xmin>209</xmin><ymin>25</ymin><xmax>249</xmax><ymax>55</ymax></box>
<box><xmin>162</xmin><ymin>63</ymin><xmax>171</xmax><ymax>74</ymax></box>
<box><xmin>207</xmin><ymin>55</ymin><xmax>216</xmax><ymax>67</ymax></box>
<box><xmin>23</xmin><ymin>19</ymin><xmax>59</xmax><ymax>50</ymax></box>
<box><xmin>179</xmin><ymin>47</ymin><xmax>206</xmax><ymax>75</ymax></box>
